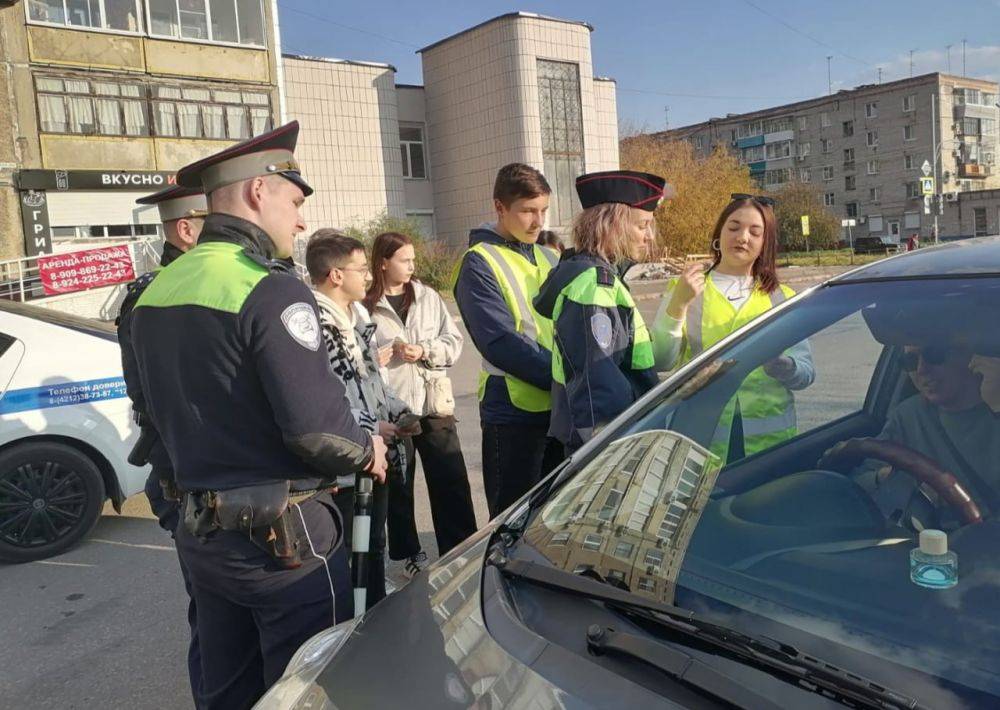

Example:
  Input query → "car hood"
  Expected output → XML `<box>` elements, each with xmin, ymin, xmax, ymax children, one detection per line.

<box><xmin>310</xmin><ymin>525</ymin><xmax>600</xmax><ymax>709</ymax></box>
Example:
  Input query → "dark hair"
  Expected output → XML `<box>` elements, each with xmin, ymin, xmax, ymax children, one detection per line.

<box><xmin>536</xmin><ymin>229</ymin><xmax>564</xmax><ymax>252</ymax></box>
<box><xmin>305</xmin><ymin>228</ymin><xmax>366</xmax><ymax>286</ymax></box>
<box><xmin>364</xmin><ymin>231</ymin><xmax>417</xmax><ymax>313</ymax></box>
<box><xmin>493</xmin><ymin>163</ymin><xmax>551</xmax><ymax>207</ymax></box>
<box><xmin>709</xmin><ymin>198</ymin><xmax>780</xmax><ymax>293</ymax></box>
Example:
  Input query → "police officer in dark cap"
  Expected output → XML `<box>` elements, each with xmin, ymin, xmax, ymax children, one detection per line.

<box><xmin>130</xmin><ymin>121</ymin><xmax>388</xmax><ymax>710</ymax></box>
<box><xmin>534</xmin><ymin>170</ymin><xmax>673</xmax><ymax>454</ymax></box>
<box><xmin>116</xmin><ymin>184</ymin><xmax>208</xmax><ymax>704</ymax></box>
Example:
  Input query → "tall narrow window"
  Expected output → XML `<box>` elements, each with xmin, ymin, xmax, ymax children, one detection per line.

<box><xmin>399</xmin><ymin>125</ymin><xmax>427</xmax><ymax>179</ymax></box>
<box><xmin>538</xmin><ymin>59</ymin><xmax>584</xmax><ymax>227</ymax></box>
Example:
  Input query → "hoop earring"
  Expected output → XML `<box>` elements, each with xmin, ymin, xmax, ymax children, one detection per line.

<box><xmin>711</xmin><ymin>238</ymin><xmax>720</xmax><ymax>252</ymax></box>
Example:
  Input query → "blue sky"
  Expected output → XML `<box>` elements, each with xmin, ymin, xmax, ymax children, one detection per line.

<box><xmin>277</xmin><ymin>0</ymin><xmax>1000</xmax><ymax>131</ymax></box>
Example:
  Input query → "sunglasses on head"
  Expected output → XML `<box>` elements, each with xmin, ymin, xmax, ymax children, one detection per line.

<box><xmin>901</xmin><ymin>345</ymin><xmax>952</xmax><ymax>372</ymax></box>
<box><xmin>731</xmin><ymin>193</ymin><xmax>777</xmax><ymax>207</ymax></box>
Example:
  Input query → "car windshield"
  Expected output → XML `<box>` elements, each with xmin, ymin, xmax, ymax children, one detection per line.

<box><xmin>520</xmin><ymin>275</ymin><xmax>1000</xmax><ymax>705</ymax></box>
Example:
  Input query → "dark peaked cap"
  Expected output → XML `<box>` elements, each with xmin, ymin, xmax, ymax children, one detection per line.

<box><xmin>135</xmin><ymin>184</ymin><xmax>208</xmax><ymax>222</ymax></box>
<box><xmin>575</xmin><ymin>170</ymin><xmax>674</xmax><ymax>211</ymax></box>
<box><xmin>176</xmin><ymin>120</ymin><xmax>313</xmax><ymax>197</ymax></box>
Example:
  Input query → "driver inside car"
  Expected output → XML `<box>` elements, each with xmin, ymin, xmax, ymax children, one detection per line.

<box><xmin>829</xmin><ymin>342</ymin><xmax>1000</xmax><ymax>530</ymax></box>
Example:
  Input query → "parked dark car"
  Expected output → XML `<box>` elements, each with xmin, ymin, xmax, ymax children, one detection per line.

<box><xmin>853</xmin><ymin>235</ymin><xmax>901</xmax><ymax>254</ymax></box>
<box><xmin>259</xmin><ymin>238</ymin><xmax>1000</xmax><ymax>709</ymax></box>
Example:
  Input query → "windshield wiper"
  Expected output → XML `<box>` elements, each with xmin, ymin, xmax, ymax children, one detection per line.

<box><xmin>492</xmin><ymin>556</ymin><xmax>926</xmax><ymax>710</ymax></box>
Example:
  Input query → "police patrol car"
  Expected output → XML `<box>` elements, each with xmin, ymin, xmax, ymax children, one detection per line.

<box><xmin>0</xmin><ymin>299</ymin><xmax>146</xmax><ymax>562</ymax></box>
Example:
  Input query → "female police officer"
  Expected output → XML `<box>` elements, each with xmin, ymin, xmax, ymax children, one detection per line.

<box><xmin>534</xmin><ymin>170</ymin><xmax>671</xmax><ymax>454</ymax></box>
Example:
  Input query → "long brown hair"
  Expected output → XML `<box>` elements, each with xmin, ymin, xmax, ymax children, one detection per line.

<box><xmin>709</xmin><ymin>198</ymin><xmax>779</xmax><ymax>294</ymax></box>
<box><xmin>364</xmin><ymin>231</ymin><xmax>417</xmax><ymax>313</ymax></box>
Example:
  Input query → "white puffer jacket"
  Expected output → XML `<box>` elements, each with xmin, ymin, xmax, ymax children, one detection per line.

<box><xmin>369</xmin><ymin>281</ymin><xmax>463</xmax><ymax>416</ymax></box>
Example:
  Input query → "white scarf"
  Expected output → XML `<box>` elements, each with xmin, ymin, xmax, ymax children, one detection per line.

<box><xmin>313</xmin><ymin>290</ymin><xmax>368</xmax><ymax>378</ymax></box>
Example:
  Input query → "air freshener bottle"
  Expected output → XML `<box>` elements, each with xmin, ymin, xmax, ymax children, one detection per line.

<box><xmin>910</xmin><ymin>529</ymin><xmax>958</xmax><ymax>589</ymax></box>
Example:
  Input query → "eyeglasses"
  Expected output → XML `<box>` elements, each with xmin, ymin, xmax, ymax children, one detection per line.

<box><xmin>333</xmin><ymin>265</ymin><xmax>370</xmax><ymax>275</ymax></box>
<box><xmin>901</xmin><ymin>346</ymin><xmax>952</xmax><ymax>372</ymax></box>
<box><xmin>731</xmin><ymin>193</ymin><xmax>777</xmax><ymax>207</ymax></box>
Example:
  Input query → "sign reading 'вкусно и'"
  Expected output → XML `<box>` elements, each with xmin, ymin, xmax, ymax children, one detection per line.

<box><xmin>37</xmin><ymin>245</ymin><xmax>135</xmax><ymax>296</ymax></box>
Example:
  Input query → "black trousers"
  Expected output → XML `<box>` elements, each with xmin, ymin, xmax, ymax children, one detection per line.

<box><xmin>145</xmin><ymin>470</ymin><xmax>202</xmax><ymax>707</ymax></box>
<box><xmin>174</xmin><ymin>497</ymin><xmax>353</xmax><ymax>710</ymax></box>
<box><xmin>387</xmin><ymin>415</ymin><xmax>478</xmax><ymax>560</ymax></box>
<box><xmin>333</xmin><ymin>477</ymin><xmax>389</xmax><ymax>609</ymax></box>
<box><xmin>481</xmin><ymin>422</ymin><xmax>564</xmax><ymax>520</ymax></box>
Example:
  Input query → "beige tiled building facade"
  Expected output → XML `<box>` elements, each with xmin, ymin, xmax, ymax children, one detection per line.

<box><xmin>657</xmin><ymin>73</ymin><xmax>1000</xmax><ymax>242</ymax></box>
<box><xmin>0</xmin><ymin>0</ymin><xmax>283</xmax><ymax>261</ymax></box>
<box><xmin>285</xmin><ymin>12</ymin><xmax>621</xmax><ymax>249</ymax></box>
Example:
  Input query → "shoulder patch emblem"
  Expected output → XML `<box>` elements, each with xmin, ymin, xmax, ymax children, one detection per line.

<box><xmin>590</xmin><ymin>312</ymin><xmax>614</xmax><ymax>351</ymax></box>
<box><xmin>281</xmin><ymin>302</ymin><xmax>321</xmax><ymax>351</ymax></box>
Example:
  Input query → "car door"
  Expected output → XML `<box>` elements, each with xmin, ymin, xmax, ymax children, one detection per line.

<box><xmin>0</xmin><ymin>329</ymin><xmax>25</xmax><ymax>403</ymax></box>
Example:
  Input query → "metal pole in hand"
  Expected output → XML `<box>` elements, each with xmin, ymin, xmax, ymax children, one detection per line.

<box><xmin>351</xmin><ymin>472</ymin><xmax>374</xmax><ymax>618</ymax></box>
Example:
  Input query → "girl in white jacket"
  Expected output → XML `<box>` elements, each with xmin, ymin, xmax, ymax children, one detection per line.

<box><xmin>365</xmin><ymin>232</ymin><xmax>478</xmax><ymax>578</ymax></box>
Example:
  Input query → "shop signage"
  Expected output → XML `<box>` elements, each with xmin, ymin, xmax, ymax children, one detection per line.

<box><xmin>17</xmin><ymin>170</ymin><xmax>177</xmax><ymax>192</ymax></box>
<box><xmin>20</xmin><ymin>190</ymin><xmax>52</xmax><ymax>257</ymax></box>
<box><xmin>37</xmin><ymin>245</ymin><xmax>135</xmax><ymax>296</ymax></box>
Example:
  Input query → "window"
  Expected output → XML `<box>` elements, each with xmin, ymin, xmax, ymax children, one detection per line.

<box><xmin>845</xmin><ymin>202</ymin><xmax>858</xmax><ymax>218</ymax></box>
<box><xmin>643</xmin><ymin>548</ymin><xmax>664</xmax><ymax>569</ymax></box>
<box><xmin>764</xmin><ymin>168</ymin><xmax>790</xmax><ymax>186</ymax></box>
<box><xmin>765</xmin><ymin>117</ymin><xmax>792</xmax><ymax>134</ymax></box>
<box><xmin>147</xmin><ymin>0</ymin><xmax>265</xmax><ymax>46</ymax></box>
<box><xmin>866</xmin><ymin>130</ymin><xmax>878</xmax><ymax>147</ymax></box>
<box><xmin>843</xmin><ymin>147</ymin><xmax>855</xmax><ymax>169</ymax></box>
<box><xmin>903</xmin><ymin>125</ymin><xmax>915</xmax><ymax>141</ymax></box>
<box><xmin>582</xmin><ymin>534</ymin><xmax>603</xmax><ymax>551</ymax></box>
<box><xmin>399</xmin><ymin>124</ymin><xmax>426</xmax><ymax>179</ymax></box>
<box><xmin>822</xmin><ymin>165</ymin><xmax>834</xmax><ymax>181</ymax></box>
<box><xmin>904</xmin><ymin>212</ymin><xmax>921</xmax><ymax>229</ymax></box>
<box><xmin>865</xmin><ymin>101</ymin><xmax>878</xmax><ymax>118</ymax></box>
<box><xmin>868</xmin><ymin>214</ymin><xmax>883</xmax><ymax>231</ymax></box>
<box><xmin>845</xmin><ymin>175</ymin><xmax>856</xmax><ymax>191</ymax></box>
<box><xmin>741</xmin><ymin>145</ymin><xmax>765</xmax><ymax>163</ymax></box>
<box><xmin>821</xmin><ymin>139</ymin><xmax>832</xmax><ymax>154</ymax></box>
<box><xmin>538</xmin><ymin>59</ymin><xmax>584</xmax><ymax>227</ymax></box>
<box><xmin>824</xmin><ymin>192</ymin><xmax>835</xmax><ymax>206</ymax></box>
<box><xmin>867</xmin><ymin>159</ymin><xmax>879</xmax><ymax>175</ymax></box>
<box><xmin>798</xmin><ymin>116</ymin><xmax>808</xmax><ymax>131</ymax></box>
<box><xmin>597</xmin><ymin>488</ymin><xmax>624</xmax><ymax>521</ymax></box>
<box><xmin>842</xmin><ymin>120</ymin><xmax>854</xmax><ymax>137</ymax></box>
<box><xmin>870</xmin><ymin>187</ymin><xmax>880</xmax><ymax>203</ymax></box>
<box><xmin>906</xmin><ymin>181</ymin><xmax>921</xmax><ymax>198</ymax></box>
<box><xmin>904</xmin><ymin>155</ymin><xmax>914</xmax><ymax>170</ymax></box>
<box><xmin>36</xmin><ymin>76</ymin><xmax>147</xmax><ymax>136</ymax></box>
<box><xmin>799</xmin><ymin>168</ymin><xmax>810</xmax><ymax>183</ymax></box>
<box><xmin>550</xmin><ymin>532</ymin><xmax>570</xmax><ymax>546</ymax></box>
<box><xmin>150</xmin><ymin>84</ymin><xmax>270</xmax><ymax>139</ymax></box>
<box><xmin>903</xmin><ymin>94</ymin><xmax>916</xmax><ymax>112</ymax></box>
<box><xmin>798</xmin><ymin>142</ymin><xmax>810</xmax><ymax>157</ymax></box>
<box><xmin>820</xmin><ymin>112</ymin><xmax>830</xmax><ymax>128</ymax></box>
<box><xmin>974</xmin><ymin>207</ymin><xmax>989</xmax><ymax>237</ymax></box>
<box><xmin>613</xmin><ymin>541</ymin><xmax>634</xmax><ymax>560</ymax></box>
<box><xmin>637</xmin><ymin>577</ymin><xmax>656</xmax><ymax>593</ymax></box>
<box><xmin>766</xmin><ymin>140</ymin><xmax>791</xmax><ymax>159</ymax></box>
<box><xmin>28</xmin><ymin>0</ymin><xmax>141</xmax><ymax>32</ymax></box>
<box><xmin>736</xmin><ymin>120</ymin><xmax>763</xmax><ymax>139</ymax></box>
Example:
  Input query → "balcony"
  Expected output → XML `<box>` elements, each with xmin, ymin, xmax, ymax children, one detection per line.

<box><xmin>959</xmin><ymin>163</ymin><xmax>992</xmax><ymax>179</ymax></box>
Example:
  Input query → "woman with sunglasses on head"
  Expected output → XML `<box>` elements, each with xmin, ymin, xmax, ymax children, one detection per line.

<box><xmin>652</xmin><ymin>194</ymin><xmax>814</xmax><ymax>460</ymax></box>
<box><xmin>534</xmin><ymin>170</ymin><xmax>672</xmax><ymax>454</ymax></box>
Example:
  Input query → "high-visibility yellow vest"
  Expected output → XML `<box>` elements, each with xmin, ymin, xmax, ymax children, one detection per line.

<box><xmin>467</xmin><ymin>242</ymin><xmax>558</xmax><ymax>412</ymax></box>
<box><xmin>671</xmin><ymin>274</ymin><xmax>797</xmax><ymax>459</ymax></box>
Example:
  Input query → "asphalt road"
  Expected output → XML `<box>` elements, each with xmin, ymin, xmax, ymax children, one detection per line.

<box><xmin>1</xmin><ymin>278</ymin><xmax>861</xmax><ymax>709</ymax></box>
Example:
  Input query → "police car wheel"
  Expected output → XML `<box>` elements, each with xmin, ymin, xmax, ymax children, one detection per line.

<box><xmin>0</xmin><ymin>442</ymin><xmax>105</xmax><ymax>563</ymax></box>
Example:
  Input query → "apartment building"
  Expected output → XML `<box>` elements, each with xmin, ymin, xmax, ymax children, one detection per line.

<box><xmin>657</xmin><ymin>73</ymin><xmax>1000</xmax><ymax>242</ymax></box>
<box><xmin>0</xmin><ymin>0</ymin><xmax>283</xmax><ymax>261</ymax></box>
<box><xmin>285</xmin><ymin>12</ymin><xmax>621</xmax><ymax>250</ymax></box>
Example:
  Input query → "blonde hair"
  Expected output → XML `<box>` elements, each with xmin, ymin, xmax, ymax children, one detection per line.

<box><xmin>572</xmin><ymin>203</ymin><xmax>634</xmax><ymax>262</ymax></box>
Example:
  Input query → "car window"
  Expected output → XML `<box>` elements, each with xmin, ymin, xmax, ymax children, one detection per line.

<box><xmin>522</xmin><ymin>276</ymin><xmax>1000</xmax><ymax>703</ymax></box>
<box><xmin>0</xmin><ymin>332</ymin><xmax>25</xmax><ymax>402</ymax></box>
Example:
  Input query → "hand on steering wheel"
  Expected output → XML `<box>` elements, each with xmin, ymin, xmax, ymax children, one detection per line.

<box><xmin>818</xmin><ymin>438</ymin><xmax>983</xmax><ymax>526</ymax></box>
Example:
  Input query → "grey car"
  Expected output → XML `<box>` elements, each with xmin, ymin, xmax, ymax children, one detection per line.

<box><xmin>258</xmin><ymin>239</ymin><xmax>1000</xmax><ymax>709</ymax></box>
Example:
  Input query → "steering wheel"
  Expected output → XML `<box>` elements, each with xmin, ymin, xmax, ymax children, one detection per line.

<box><xmin>818</xmin><ymin>438</ymin><xmax>983</xmax><ymax>526</ymax></box>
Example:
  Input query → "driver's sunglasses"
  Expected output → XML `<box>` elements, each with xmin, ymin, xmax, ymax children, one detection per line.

<box><xmin>901</xmin><ymin>346</ymin><xmax>951</xmax><ymax>372</ymax></box>
<box><xmin>731</xmin><ymin>193</ymin><xmax>778</xmax><ymax>208</ymax></box>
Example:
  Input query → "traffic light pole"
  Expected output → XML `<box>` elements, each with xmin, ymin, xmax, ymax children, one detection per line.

<box><xmin>931</xmin><ymin>91</ymin><xmax>940</xmax><ymax>244</ymax></box>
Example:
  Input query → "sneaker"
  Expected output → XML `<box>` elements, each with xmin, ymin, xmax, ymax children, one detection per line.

<box><xmin>403</xmin><ymin>551</ymin><xmax>429</xmax><ymax>580</ymax></box>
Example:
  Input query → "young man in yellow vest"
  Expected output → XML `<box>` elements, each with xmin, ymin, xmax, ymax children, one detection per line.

<box><xmin>454</xmin><ymin>163</ymin><xmax>561</xmax><ymax>519</ymax></box>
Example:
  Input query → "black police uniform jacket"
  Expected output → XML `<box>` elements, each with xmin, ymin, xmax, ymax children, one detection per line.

<box><xmin>130</xmin><ymin>214</ymin><xmax>372</xmax><ymax>492</ymax></box>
